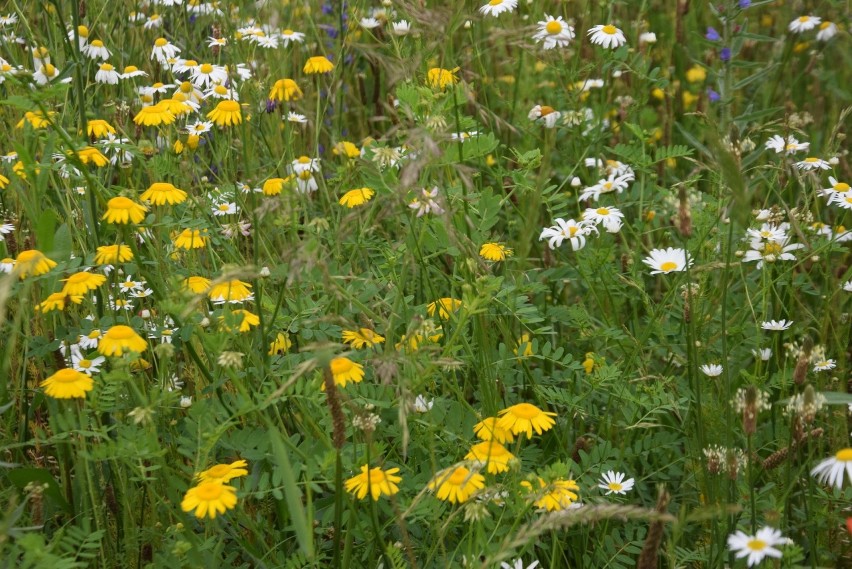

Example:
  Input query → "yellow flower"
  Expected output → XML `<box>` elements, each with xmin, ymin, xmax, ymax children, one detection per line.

<box><xmin>427</xmin><ymin>466</ymin><xmax>485</xmax><ymax>504</ymax></box>
<box><xmin>426</xmin><ymin>67</ymin><xmax>459</xmax><ymax>90</ymax></box>
<box><xmin>16</xmin><ymin>111</ymin><xmax>55</xmax><ymax>129</ymax></box>
<box><xmin>86</xmin><ymin>119</ymin><xmax>115</xmax><ymax>138</ymax></box>
<box><xmin>513</xmin><ymin>334</ymin><xmax>533</xmax><ymax>357</ymax></box>
<box><xmin>521</xmin><ymin>477</ymin><xmax>579</xmax><ymax>511</ymax></box>
<box><xmin>479</xmin><ymin>242</ymin><xmax>512</xmax><ymax>262</ymax></box>
<box><xmin>268</xmin><ymin>332</ymin><xmax>292</xmax><ymax>355</ymax></box>
<box><xmin>651</xmin><ymin>87</ymin><xmax>665</xmax><ymax>101</ymax></box>
<box><xmin>333</xmin><ymin>141</ymin><xmax>360</xmax><ymax>159</ymax></box>
<box><xmin>14</xmin><ymin>249</ymin><xmax>57</xmax><ymax>279</ymax></box>
<box><xmin>326</xmin><ymin>357</ymin><xmax>365</xmax><ymax>389</ymax></box>
<box><xmin>197</xmin><ymin>459</ymin><xmax>249</xmax><ymax>483</ymax></box>
<box><xmin>133</xmin><ymin>102</ymin><xmax>176</xmax><ymax>126</ymax></box>
<box><xmin>102</xmin><ymin>197</ymin><xmax>148</xmax><ymax>224</ymax></box>
<box><xmin>207</xmin><ymin>279</ymin><xmax>253</xmax><ymax>303</ymax></box>
<box><xmin>41</xmin><ymin>368</ymin><xmax>94</xmax><ymax>399</ymax></box>
<box><xmin>98</xmin><ymin>325</ymin><xmax>148</xmax><ymax>356</ymax></box>
<box><xmin>262</xmin><ymin>177</ymin><xmax>291</xmax><ymax>196</ymax></box>
<box><xmin>183</xmin><ymin>276</ymin><xmax>211</xmax><ymax>293</ymax></box>
<box><xmin>94</xmin><ymin>244</ymin><xmax>133</xmax><ymax>265</ymax></box>
<box><xmin>685</xmin><ymin>65</ymin><xmax>707</xmax><ymax>83</ymax></box>
<box><xmin>62</xmin><ymin>271</ymin><xmax>107</xmax><ymax>295</ymax></box>
<box><xmin>339</xmin><ymin>187</ymin><xmax>375</xmax><ymax>208</ymax></box>
<box><xmin>497</xmin><ymin>403</ymin><xmax>557</xmax><ymax>439</ymax></box>
<box><xmin>345</xmin><ymin>465</ymin><xmax>402</xmax><ymax>500</ymax></box>
<box><xmin>76</xmin><ymin>146</ymin><xmax>110</xmax><ymax>167</ymax></box>
<box><xmin>160</xmin><ymin>97</ymin><xmax>193</xmax><ymax>118</ymax></box>
<box><xmin>341</xmin><ymin>328</ymin><xmax>385</xmax><ymax>349</ymax></box>
<box><xmin>140</xmin><ymin>182</ymin><xmax>187</xmax><ymax>206</ymax></box>
<box><xmin>37</xmin><ymin>292</ymin><xmax>83</xmax><ymax>313</ymax></box>
<box><xmin>207</xmin><ymin>100</ymin><xmax>242</xmax><ymax>126</ymax></box>
<box><xmin>473</xmin><ymin>417</ymin><xmax>515</xmax><ymax>444</ymax></box>
<box><xmin>682</xmin><ymin>91</ymin><xmax>698</xmax><ymax>108</ymax></box>
<box><xmin>181</xmin><ymin>481</ymin><xmax>238</xmax><ymax>519</ymax></box>
<box><xmin>220</xmin><ymin>309</ymin><xmax>259</xmax><ymax>333</ymax></box>
<box><xmin>427</xmin><ymin>297</ymin><xmax>462</xmax><ymax>319</ymax></box>
<box><xmin>0</xmin><ymin>172</ymin><xmax>8</xmax><ymax>189</ymax></box>
<box><xmin>303</xmin><ymin>55</ymin><xmax>334</xmax><ymax>74</ymax></box>
<box><xmin>465</xmin><ymin>441</ymin><xmax>515</xmax><ymax>474</ymax></box>
<box><xmin>173</xmin><ymin>228</ymin><xmax>209</xmax><ymax>250</ymax></box>
<box><xmin>269</xmin><ymin>78</ymin><xmax>302</xmax><ymax>101</ymax></box>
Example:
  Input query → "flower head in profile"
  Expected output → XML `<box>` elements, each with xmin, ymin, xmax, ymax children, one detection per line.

<box><xmin>13</xmin><ymin>249</ymin><xmax>57</xmax><ymax>279</ymax></box>
<box><xmin>41</xmin><ymin>369</ymin><xmax>94</xmax><ymax>399</ymax></box>
<box><xmin>642</xmin><ymin>248</ymin><xmax>692</xmax><ymax>275</ymax></box>
<box><xmin>207</xmin><ymin>100</ymin><xmax>242</xmax><ymax>126</ymax></box>
<box><xmin>588</xmin><ymin>24</ymin><xmax>627</xmax><ymax>49</ymax></box>
<box><xmin>465</xmin><ymin>441</ymin><xmax>515</xmax><ymax>474</ymax></box>
<box><xmin>327</xmin><ymin>357</ymin><xmax>364</xmax><ymax>388</ymax></box>
<box><xmin>197</xmin><ymin>460</ymin><xmax>249</xmax><ymax>483</ymax></box>
<box><xmin>133</xmin><ymin>102</ymin><xmax>175</xmax><ymax>126</ymax></box>
<box><xmin>528</xmin><ymin>105</ymin><xmax>561</xmax><ymax>128</ymax></box>
<box><xmin>339</xmin><ymin>187</ymin><xmax>375</xmax><ymax>208</ymax></box>
<box><xmin>700</xmin><ymin>364</ymin><xmax>723</xmax><ymax>377</ymax></box>
<box><xmin>539</xmin><ymin>218</ymin><xmax>597</xmax><ymax>251</ymax></box>
<box><xmin>98</xmin><ymin>325</ymin><xmax>148</xmax><ymax>356</ymax></box>
<box><xmin>427</xmin><ymin>465</ymin><xmax>485</xmax><ymax>504</ymax></box>
<box><xmin>521</xmin><ymin>476</ymin><xmax>579</xmax><ymax>511</ymax></box>
<box><xmin>208</xmin><ymin>279</ymin><xmax>253</xmax><ymax>304</ymax></box>
<box><xmin>479</xmin><ymin>0</ymin><xmax>517</xmax><ymax>17</ymax></box>
<box><xmin>344</xmin><ymin>465</ymin><xmax>402</xmax><ymax>500</ymax></box>
<box><xmin>473</xmin><ymin>417</ymin><xmax>515</xmax><ymax>444</ymax></box>
<box><xmin>727</xmin><ymin>527</ymin><xmax>786</xmax><ymax>566</ymax></box>
<box><xmin>269</xmin><ymin>78</ymin><xmax>302</xmax><ymax>102</ymax></box>
<box><xmin>94</xmin><ymin>244</ymin><xmax>133</xmax><ymax>265</ymax></box>
<box><xmin>480</xmin><ymin>242</ymin><xmax>513</xmax><ymax>262</ymax></box>
<box><xmin>811</xmin><ymin>448</ymin><xmax>852</xmax><ymax>488</ymax></box>
<box><xmin>103</xmin><ymin>197</ymin><xmax>148</xmax><ymax>225</ymax></box>
<box><xmin>427</xmin><ymin>297</ymin><xmax>462</xmax><ymax>319</ymax></box>
<box><xmin>140</xmin><ymin>182</ymin><xmax>187</xmax><ymax>206</ymax></box>
<box><xmin>303</xmin><ymin>56</ymin><xmax>334</xmax><ymax>74</ymax></box>
<box><xmin>761</xmin><ymin>319</ymin><xmax>792</xmax><ymax>331</ymax></box>
<box><xmin>62</xmin><ymin>271</ymin><xmax>107</xmax><ymax>295</ymax></box>
<box><xmin>598</xmin><ymin>471</ymin><xmax>635</xmax><ymax>495</ymax></box>
<box><xmin>181</xmin><ymin>481</ymin><xmax>237</xmax><ymax>519</ymax></box>
<box><xmin>342</xmin><ymin>328</ymin><xmax>385</xmax><ymax>349</ymax></box>
<box><xmin>497</xmin><ymin>403</ymin><xmax>557</xmax><ymax>439</ymax></box>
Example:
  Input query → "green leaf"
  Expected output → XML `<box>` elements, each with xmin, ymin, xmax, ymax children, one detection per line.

<box><xmin>268</xmin><ymin>428</ymin><xmax>314</xmax><ymax>560</ymax></box>
<box><xmin>436</xmin><ymin>133</ymin><xmax>498</xmax><ymax>165</ymax></box>
<box><xmin>6</xmin><ymin>467</ymin><xmax>73</xmax><ymax>514</ymax></box>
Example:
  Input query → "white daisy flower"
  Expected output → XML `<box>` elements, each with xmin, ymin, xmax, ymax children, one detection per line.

<box><xmin>843</xmin><ymin>280</ymin><xmax>852</xmax><ymax>292</ymax></box>
<box><xmin>360</xmin><ymin>17</ymin><xmax>381</xmax><ymax>29</ymax></box>
<box><xmin>642</xmin><ymin>247</ymin><xmax>693</xmax><ymax>275</ymax></box>
<box><xmin>150</xmin><ymin>38</ymin><xmax>181</xmax><ymax>63</ymax></box>
<box><xmin>78</xmin><ymin>329</ymin><xmax>103</xmax><ymax>349</ymax></box>
<box><xmin>583</xmin><ymin>206</ymin><xmax>624</xmax><ymax>233</ymax></box>
<box><xmin>746</xmin><ymin>223</ymin><xmax>788</xmax><ymax>243</ymax></box>
<box><xmin>821</xmin><ymin>176</ymin><xmax>850</xmax><ymax>199</ymax></box>
<box><xmin>788</xmin><ymin>15</ymin><xmax>821</xmax><ymax>33</ymax></box>
<box><xmin>578</xmin><ymin>174</ymin><xmax>632</xmax><ymax>201</ymax></box>
<box><xmin>392</xmin><ymin>20</ymin><xmax>411</xmax><ymax>36</ymax></box>
<box><xmin>811</xmin><ymin>448</ymin><xmax>852</xmax><ymax>488</ymax></box>
<box><xmin>33</xmin><ymin>63</ymin><xmax>62</xmax><ymax>85</ymax></box>
<box><xmin>742</xmin><ymin>236</ymin><xmax>804</xmax><ymax>269</ymax></box>
<box><xmin>279</xmin><ymin>28</ymin><xmax>305</xmax><ymax>46</ymax></box>
<box><xmin>765</xmin><ymin>135</ymin><xmax>809</xmax><ymax>155</ymax></box>
<box><xmin>191</xmin><ymin>62</ymin><xmax>228</xmax><ymax>88</ymax></box>
<box><xmin>291</xmin><ymin>156</ymin><xmax>321</xmax><ymax>175</ymax></box>
<box><xmin>813</xmin><ymin>359</ymin><xmax>835</xmax><ymax>372</ymax></box>
<box><xmin>527</xmin><ymin>105</ymin><xmax>561</xmax><ymax>128</ymax></box>
<box><xmin>794</xmin><ymin>157</ymin><xmax>830</xmax><ymax>171</ymax></box>
<box><xmin>539</xmin><ymin>218</ymin><xmax>597</xmax><ymax>251</ymax></box>
<box><xmin>639</xmin><ymin>32</ymin><xmax>657</xmax><ymax>44</ymax></box>
<box><xmin>761</xmin><ymin>319</ymin><xmax>792</xmax><ymax>331</ymax></box>
<box><xmin>727</xmin><ymin>527</ymin><xmax>786</xmax><ymax>567</ymax></box>
<box><xmin>479</xmin><ymin>0</ymin><xmax>517</xmax><ymax>17</ymax></box>
<box><xmin>121</xmin><ymin>65</ymin><xmax>148</xmax><ymax>79</ymax></box>
<box><xmin>450</xmin><ymin>131</ymin><xmax>479</xmax><ymax>142</ymax></box>
<box><xmin>72</xmin><ymin>353</ymin><xmax>106</xmax><ymax>376</ymax></box>
<box><xmin>752</xmin><ymin>348</ymin><xmax>772</xmax><ymax>361</ymax></box>
<box><xmin>187</xmin><ymin>120</ymin><xmax>213</xmax><ymax>135</ymax></box>
<box><xmin>143</xmin><ymin>14</ymin><xmax>164</xmax><ymax>30</ymax></box>
<box><xmin>533</xmin><ymin>15</ymin><xmax>575</xmax><ymax>50</ymax></box>
<box><xmin>0</xmin><ymin>257</ymin><xmax>14</xmax><ymax>273</ymax></box>
<box><xmin>500</xmin><ymin>559</ymin><xmax>539</xmax><ymax>569</ymax></box>
<box><xmin>829</xmin><ymin>191</ymin><xmax>852</xmax><ymax>210</ymax></box>
<box><xmin>287</xmin><ymin>112</ymin><xmax>308</xmax><ymax>124</ymax></box>
<box><xmin>816</xmin><ymin>21</ymin><xmax>838</xmax><ymax>42</ymax></box>
<box><xmin>118</xmin><ymin>275</ymin><xmax>144</xmax><ymax>293</ymax></box>
<box><xmin>95</xmin><ymin>63</ymin><xmax>120</xmax><ymax>84</ymax></box>
<box><xmin>212</xmin><ymin>202</ymin><xmax>238</xmax><ymax>216</ymax></box>
<box><xmin>700</xmin><ymin>364</ymin><xmax>723</xmax><ymax>377</ymax></box>
<box><xmin>597</xmin><ymin>471</ymin><xmax>634</xmax><ymax>495</ymax></box>
<box><xmin>587</xmin><ymin>24</ymin><xmax>627</xmax><ymax>49</ymax></box>
<box><xmin>207</xmin><ymin>36</ymin><xmax>227</xmax><ymax>48</ymax></box>
<box><xmin>82</xmin><ymin>39</ymin><xmax>110</xmax><ymax>60</ymax></box>
<box><xmin>413</xmin><ymin>395</ymin><xmax>433</xmax><ymax>413</ymax></box>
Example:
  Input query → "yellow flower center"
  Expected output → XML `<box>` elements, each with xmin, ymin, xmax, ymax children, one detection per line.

<box><xmin>214</xmin><ymin>84</ymin><xmax>228</xmax><ymax>95</ymax></box>
<box><xmin>87</xmin><ymin>330</ymin><xmax>101</xmax><ymax>339</ymax></box>
<box><xmin>798</xmin><ymin>16</ymin><xmax>810</xmax><ymax>23</ymax></box>
<box><xmin>763</xmin><ymin>242</ymin><xmax>782</xmax><ymax>255</ymax></box>
<box><xmin>53</xmin><ymin>369</ymin><xmax>83</xmax><ymax>382</ymax></box>
<box><xmin>200</xmin><ymin>63</ymin><xmax>213</xmax><ymax>74</ymax></box>
<box><xmin>100</xmin><ymin>63</ymin><xmax>114</xmax><ymax>71</ymax></box>
<box><xmin>67</xmin><ymin>272</ymin><xmax>93</xmax><ymax>283</ymax></box>
<box><xmin>43</xmin><ymin>64</ymin><xmax>56</xmax><ymax>75</ymax></box>
<box><xmin>78</xmin><ymin>359</ymin><xmax>92</xmax><ymax>369</ymax></box>
<box><xmin>596</xmin><ymin>207</ymin><xmax>610</xmax><ymax>215</ymax></box>
<box><xmin>846</xmin><ymin>197</ymin><xmax>852</xmax><ymax>204</ymax></box>
<box><xmin>836</xmin><ymin>448</ymin><xmax>852</xmax><ymax>461</ymax></box>
<box><xmin>602</xmin><ymin>25</ymin><xmax>617</xmax><ymax>35</ymax></box>
<box><xmin>488</xmin><ymin>0</ymin><xmax>503</xmax><ymax>5</ymax></box>
<box><xmin>746</xmin><ymin>539</ymin><xmax>767</xmax><ymax>551</ymax></box>
<box><xmin>194</xmin><ymin>482</ymin><xmax>226</xmax><ymax>500</ymax></box>
<box><xmin>447</xmin><ymin>468</ymin><xmax>471</xmax><ymax>485</ymax></box>
<box><xmin>804</xmin><ymin>157</ymin><xmax>818</xmax><ymax>162</ymax></box>
<box><xmin>218</xmin><ymin>204</ymin><xmax>230</xmax><ymax>211</ymax></box>
<box><xmin>834</xmin><ymin>183</ymin><xmax>850</xmax><ymax>191</ymax></box>
<box><xmin>218</xmin><ymin>100</ymin><xmax>240</xmax><ymax>112</ymax></box>
<box><xmin>283</xmin><ymin>29</ymin><xmax>294</xmax><ymax>35</ymax></box>
<box><xmin>125</xmin><ymin>66</ymin><xmax>138</xmax><ymax>73</ymax></box>
<box><xmin>91</xmin><ymin>40</ymin><xmax>104</xmax><ymax>47</ymax></box>
<box><xmin>368</xmin><ymin>469</ymin><xmax>387</xmax><ymax>484</ymax></box>
<box><xmin>330</xmin><ymin>358</ymin><xmax>353</xmax><ymax>375</ymax></box>
<box><xmin>819</xmin><ymin>22</ymin><xmax>831</xmax><ymax>30</ymax></box>
<box><xmin>545</xmin><ymin>20</ymin><xmax>562</xmax><ymax>35</ymax></box>
<box><xmin>509</xmin><ymin>403</ymin><xmax>541</xmax><ymax>419</ymax></box>
<box><xmin>107</xmin><ymin>325</ymin><xmax>135</xmax><ymax>340</ymax></box>
<box><xmin>298</xmin><ymin>156</ymin><xmax>311</xmax><ymax>163</ymax></box>
<box><xmin>660</xmin><ymin>261</ymin><xmax>678</xmax><ymax>272</ymax></box>
<box><xmin>607</xmin><ymin>482</ymin><xmax>623</xmax><ymax>491</ymax></box>
<box><xmin>154</xmin><ymin>38</ymin><xmax>168</xmax><ymax>47</ymax></box>
<box><xmin>109</xmin><ymin>197</ymin><xmax>135</xmax><ymax>209</ymax></box>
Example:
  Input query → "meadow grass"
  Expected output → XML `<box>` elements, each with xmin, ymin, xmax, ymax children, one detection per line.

<box><xmin>0</xmin><ymin>0</ymin><xmax>850</xmax><ymax>567</ymax></box>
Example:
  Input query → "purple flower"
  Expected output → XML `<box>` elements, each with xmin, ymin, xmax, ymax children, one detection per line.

<box><xmin>707</xmin><ymin>89</ymin><xmax>720</xmax><ymax>102</ymax></box>
<box><xmin>265</xmin><ymin>99</ymin><xmax>277</xmax><ymax>113</ymax></box>
<box><xmin>720</xmin><ymin>47</ymin><xmax>731</xmax><ymax>62</ymax></box>
<box><xmin>705</xmin><ymin>27</ymin><xmax>720</xmax><ymax>41</ymax></box>
<box><xmin>739</xmin><ymin>0</ymin><xmax>750</xmax><ymax>8</ymax></box>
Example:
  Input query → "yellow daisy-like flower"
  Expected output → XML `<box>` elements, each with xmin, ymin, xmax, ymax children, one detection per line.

<box><xmin>426</xmin><ymin>67</ymin><xmax>459</xmax><ymax>90</ymax></box>
<box><xmin>173</xmin><ymin>228</ymin><xmax>209</xmax><ymax>250</ymax></box>
<box><xmin>207</xmin><ymin>279</ymin><xmax>253</xmax><ymax>303</ymax></box>
<box><xmin>102</xmin><ymin>197</ymin><xmax>148</xmax><ymax>224</ymax></box>
<box><xmin>685</xmin><ymin>65</ymin><xmax>707</xmax><ymax>83</ymax></box>
<box><xmin>341</xmin><ymin>328</ymin><xmax>385</xmax><ymax>349</ymax></box>
<box><xmin>427</xmin><ymin>297</ymin><xmax>462</xmax><ymax>320</ymax></box>
<box><xmin>62</xmin><ymin>271</ymin><xmax>107</xmax><ymax>295</ymax></box>
<box><xmin>16</xmin><ymin>111</ymin><xmax>55</xmax><ymax>129</ymax></box>
<box><xmin>262</xmin><ymin>177</ymin><xmax>291</xmax><ymax>196</ymax></box>
<box><xmin>197</xmin><ymin>459</ymin><xmax>249</xmax><ymax>483</ymax></box>
<box><xmin>521</xmin><ymin>477</ymin><xmax>579</xmax><ymax>511</ymax></box>
<box><xmin>183</xmin><ymin>276</ymin><xmax>211</xmax><ymax>294</ymax></box>
<box><xmin>140</xmin><ymin>182</ymin><xmax>187</xmax><ymax>206</ymax></box>
<box><xmin>0</xmin><ymin>172</ymin><xmax>8</xmax><ymax>189</ymax></box>
<box><xmin>472</xmin><ymin>417</ymin><xmax>515</xmax><ymax>444</ymax></box>
<box><xmin>86</xmin><ymin>119</ymin><xmax>115</xmax><ymax>138</ymax></box>
<box><xmin>339</xmin><ymin>187</ymin><xmax>375</xmax><ymax>208</ymax></box>
<box><xmin>207</xmin><ymin>100</ymin><xmax>242</xmax><ymax>126</ymax></box>
<box><xmin>479</xmin><ymin>242</ymin><xmax>513</xmax><ymax>262</ymax></box>
<box><xmin>41</xmin><ymin>368</ymin><xmax>94</xmax><ymax>399</ymax></box>
<box><xmin>497</xmin><ymin>403</ymin><xmax>557</xmax><ymax>439</ymax></box>
<box><xmin>427</xmin><ymin>466</ymin><xmax>485</xmax><ymax>504</ymax></box>
<box><xmin>98</xmin><ymin>325</ymin><xmax>148</xmax><ymax>356</ymax></box>
<box><xmin>268</xmin><ymin>332</ymin><xmax>292</xmax><ymax>355</ymax></box>
<box><xmin>181</xmin><ymin>481</ymin><xmax>238</xmax><ymax>519</ymax></box>
<box><xmin>269</xmin><ymin>78</ymin><xmax>302</xmax><ymax>101</ymax></box>
<box><xmin>326</xmin><ymin>357</ymin><xmax>365</xmax><ymax>389</ymax></box>
<box><xmin>333</xmin><ymin>141</ymin><xmax>361</xmax><ymax>159</ymax></box>
<box><xmin>345</xmin><ymin>465</ymin><xmax>402</xmax><ymax>501</ymax></box>
<box><xmin>465</xmin><ymin>441</ymin><xmax>515</xmax><ymax>474</ymax></box>
<box><xmin>133</xmin><ymin>101</ymin><xmax>175</xmax><ymax>126</ymax></box>
<box><xmin>37</xmin><ymin>292</ymin><xmax>83</xmax><ymax>313</ymax></box>
<box><xmin>303</xmin><ymin>55</ymin><xmax>334</xmax><ymax>74</ymax></box>
<box><xmin>160</xmin><ymin>97</ymin><xmax>194</xmax><ymax>118</ymax></box>
<box><xmin>76</xmin><ymin>146</ymin><xmax>110</xmax><ymax>167</ymax></box>
<box><xmin>94</xmin><ymin>244</ymin><xmax>133</xmax><ymax>265</ymax></box>
<box><xmin>14</xmin><ymin>249</ymin><xmax>57</xmax><ymax>279</ymax></box>
<box><xmin>220</xmin><ymin>309</ymin><xmax>260</xmax><ymax>333</ymax></box>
